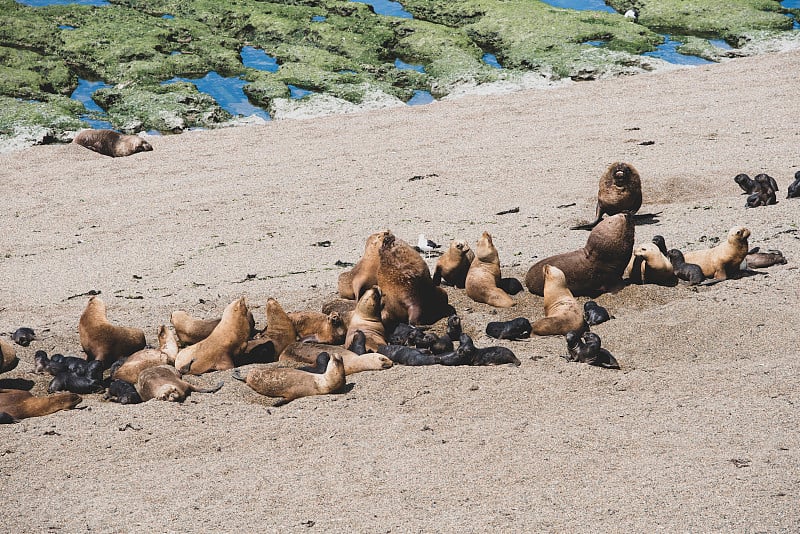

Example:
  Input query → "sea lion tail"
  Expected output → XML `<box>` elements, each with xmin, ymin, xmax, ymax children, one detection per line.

<box><xmin>190</xmin><ymin>380</ymin><xmax>224</xmax><ymax>394</ymax></box>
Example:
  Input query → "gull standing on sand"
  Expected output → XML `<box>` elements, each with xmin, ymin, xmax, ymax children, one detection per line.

<box><xmin>416</xmin><ymin>234</ymin><xmax>441</xmax><ymax>257</ymax></box>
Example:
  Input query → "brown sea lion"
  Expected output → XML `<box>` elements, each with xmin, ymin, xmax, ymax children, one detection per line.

<box><xmin>625</xmin><ymin>242</ymin><xmax>677</xmax><ymax>286</ymax></box>
<box><xmin>111</xmin><ymin>325</ymin><xmax>180</xmax><ymax>384</ymax></box>
<box><xmin>345</xmin><ymin>286</ymin><xmax>387</xmax><ymax>353</ymax></box>
<box><xmin>684</xmin><ymin>226</ymin><xmax>751</xmax><ymax>280</ymax></box>
<box><xmin>532</xmin><ymin>265</ymin><xmax>587</xmax><ymax>336</ymax></box>
<box><xmin>376</xmin><ymin>232</ymin><xmax>452</xmax><ymax>327</ymax></box>
<box><xmin>744</xmin><ymin>247</ymin><xmax>787</xmax><ymax>269</ymax></box>
<box><xmin>1</xmin><ymin>338</ymin><xmax>19</xmax><ymax>373</ymax></box>
<box><xmin>465</xmin><ymin>231</ymin><xmax>515</xmax><ymax>308</ymax></box>
<box><xmin>572</xmin><ymin>162</ymin><xmax>642</xmax><ymax>230</ymax></box>
<box><xmin>0</xmin><ymin>389</ymin><xmax>81</xmax><ymax>420</ymax></box>
<box><xmin>288</xmin><ymin>311</ymin><xmax>346</xmax><ymax>345</ymax></box>
<box><xmin>135</xmin><ymin>365</ymin><xmax>223</xmax><ymax>402</ymax></box>
<box><xmin>433</xmin><ymin>239</ymin><xmax>475</xmax><ymax>288</ymax></box>
<box><xmin>170</xmin><ymin>309</ymin><xmax>256</xmax><ymax>346</ymax></box>
<box><xmin>337</xmin><ymin>230</ymin><xmax>391</xmax><ymax>300</ymax></box>
<box><xmin>233</xmin><ymin>352</ymin><xmax>346</xmax><ymax>404</ymax></box>
<box><xmin>280</xmin><ymin>342</ymin><xmax>393</xmax><ymax>375</ymax></box>
<box><xmin>78</xmin><ymin>296</ymin><xmax>146</xmax><ymax>367</ymax></box>
<box><xmin>526</xmin><ymin>213</ymin><xmax>635</xmax><ymax>297</ymax></box>
<box><xmin>174</xmin><ymin>297</ymin><xmax>251</xmax><ymax>375</ymax></box>
<box><xmin>72</xmin><ymin>129</ymin><xmax>153</xmax><ymax>157</ymax></box>
<box><xmin>246</xmin><ymin>298</ymin><xmax>298</xmax><ymax>358</ymax></box>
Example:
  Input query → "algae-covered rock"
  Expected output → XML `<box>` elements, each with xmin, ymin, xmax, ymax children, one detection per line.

<box><xmin>0</xmin><ymin>96</ymin><xmax>85</xmax><ymax>153</ymax></box>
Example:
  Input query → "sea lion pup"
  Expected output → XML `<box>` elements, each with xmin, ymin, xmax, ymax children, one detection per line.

<box><xmin>415</xmin><ymin>332</ymin><xmax>454</xmax><ymax>354</ymax></box>
<box><xmin>105</xmin><ymin>379</ymin><xmax>142</xmax><ymax>404</ymax></box>
<box><xmin>744</xmin><ymin>247</ymin><xmax>787</xmax><ymax>268</ymax></box>
<box><xmin>498</xmin><ymin>277</ymin><xmax>524</xmax><ymax>295</ymax></box>
<box><xmin>626</xmin><ymin>243</ymin><xmax>677</xmax><ymax>286</ymax></box>
<box><xmin>665</xmin><ymin>249</ymin><xmax>705</xmax><ymax>285</ymax></box>
<box><xmin>377</xmin><ymin>232</ymin><xmax>453</xmax><ymax>327</ymax></box>
<box><xmin>583</xmin><ymin>301</ymin><xmax>611</xmax><ymax>326</ymax></box>
<box><xmin>746</xmin><ymin>189</ymin><xmax>776</xmax><ymax>208</ymax></box>
<box><xmin>175</xmin><ymin>297</ymin><xmax>251</xmax><ymax>375</ymax></box>
<box><xmin>455</xmin><ymin>334</ymin><xmax>521</xmax><ymax>366</ymax></box>
<box><xmin>72</xmin><ymin>128</ymin><xmax>153</xmax><ymax>157</ymax></box>
<box><xmin>571</xmin><ymin>162</ymin><xmax>642</xmax><ymax>230</ymax></box>
<box><xmin>465</xmin><ymin>231</ymin><xmax>515</xmax><ymax>308</ymax></box>
<box><xmin>754</xmin><ymin>173</ymin><xmax>779</xmax><ymax>194</ymax></box>
<box><xmin>171</xmin><ymin>309</ymin><xmax>256</xmax><ymax>346</ymax></box>
<box><xmin>377</xmin><ymin>344</ymin><xmax>461</xmax><ymax>366</ymax></box>
<box><xmin>78</xmin><ymin>296</ymin><xmax>146</xmax><ymax>367</ymax></box>
<box><xmin>48</xmin><ymin>373</ymin><xmax>104</xmax><ymax>394</ymax></box>
<box><xmin>432</xmin><ymin>239</ymin><xmax>474</xmax><ymax>288</ymax></box>
<box><xmin>787</xmin><ymin>171</ymin><xmax>800</xmax><ymax>198</ymax></box>
<box><xmin>388</xmin><ymin>323</ymin><xmax>426</xmax><ymax>346</ymax></box>
<box><xmin>683</xmin><ymin>226</ymin><xmax>751</xmax><ymax>281</ymax></box>
<box><xmin>526</xmin><ymin>213</ymin><xmax>635</xmax><ymax>297</ymax></box>
<box><xmin>564</xmin><ymin>331</ymin><xmax>620</xmax><ymax>369</ymax></box>
<box><xmin>280</xmin><ymin>342</ymin><xmax>392</xmax><ymax>375</ymax></box>
<box><xmin>0</xmin><ymin>389</ymin><xmax>82</xmax><ymax>420</ymax></box>
<box><xmin>136</xmin><ymin>365</ymin><xmax>223</xmax><ymax>402</ymax></box>
<box><xmin>287</xmin><ymin>311</ymin><xmax>346</xmax><ymax>344</ymax></box>
<box><xmin>12</xmin><ymin>327</ymin><xmax>35</xmax><ymax>347</ymax></box>
<box><xmin>35</xmin><ymin>351</ymin><xmax>103</xmax><ymax>380</ymax></box>
<box><xmin>233</xmin><ymin>352</ymin><xmax>345</xmax><ymax>404</ymax></box>
<box><xmin>112</xmin><ymin>326</ymin><xmax>180</xmax><ymax>384</ymax></box>
<box><xmin>345</xmin><ymin>286</ymin><xmax>387</xmax><ymax>353</ymax></box>
<box><xmin>445</xmin><ymin>314</ymin><xmax>462</xmax><ymax>342</ymax></box>
<box><xmin>1</xmin><ymin>338</ymin><xmax>19</xmax><ymax>373</ymax></box>
<box><xmin>347</xmin><ymin>329</ymin><xmax>367</xmax><ymax>355</ymax></box>
<box><xmin>485</xmin><ymin>318</ymin><xmax>532</xmax><ymax>340</ymax></box>
<box><xmin>337</xmin><ymin>230</ymin><xmax>391</xmax><ymax>300</ymax></box>
<box><xmin>734</xmin><ymin>173</ymin><xmax>756</xmax><ymax>194</ymax></box>
<box><xmin>532</xmin><ymin>265</ymin><xmax>587</xmax><ymax>336</ymax></box>
<box><xmin>651</xmin><ymin>235</ymin><xmax>668</xmax><ymax>256</ymax></box>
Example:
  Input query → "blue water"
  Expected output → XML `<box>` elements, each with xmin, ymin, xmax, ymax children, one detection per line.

<box><xmin>59</xmin><ymin>24</ymin><xmax>75</xmax><ymax>30</ymax></box>
<box><xmin>311</xmin><ymin>15</ymin><xmax>326</xmax><ymax>22</ymax></box>
<box><xmin>482</xmin><ymin>53</ymin><xmax>502</xmax><ymax>69</ymax></box>
<box><xmin>240</xmin><ymin>46</ymin><xmax>279</xmax><ymax>72</ymax></box>
<box><xmin>407</xmin><ymin>90</ymin><xmax>434</xmax><ymax>106</ymax></box>
<box><xmin>162</xmin><ymin>14</ymin><xmax>174</xmax><ymax>20</ymax></box>
<box><xmin>643</xmin><ymin>35</ymin><xmax>715</xmax><ymax>65</ymax></box>
<box><xmin>16</xmin><ymin>0</ymin><xmax>110</xmax><ymax>5</ymax></box>
<box><xmin>395</xmin><ymin>58</ymin><xmax>425</xmax><ymax>73</ymax></box>
<box><xmin>539</xmin><ymin>0</ymin><xmax>616</xmax><ymax>13</ymax></box>
<box><xmin>350</xmin><ymin>0</ymin><xmax>413</xmax><ymax>18</ymax></box>
<box><xmin>162</xmin><ymin>72</ymin><xmax>271</xmax><ymax>121</ymax></box>
<box><xmin>584</xmin><ymin>40</ymin><xmax>607</xmax><ymax>47</ymax></box>
<box><xmin>288</xmin><ymin>84</ymin><xmax>314</xmax><ymax>99</ymax></box>
<box><xmin>71</xmin><ymin>79</ymin><xmax>111</xmax><ymax>113</ymax></box>
<box><xmin>708</xmin><ymin>39</ymin><xmax>732</xmax><ymax>50</ymax></box>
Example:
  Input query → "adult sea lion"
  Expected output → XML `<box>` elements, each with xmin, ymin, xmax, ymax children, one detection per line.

<box><xmin>0</xmin><ymin>389</ymin><xmax>81</xmax><ymax>420</ymax></box>
<box><xmin>170</xmin><ymin>309</ymin><xmax>256</xmax><ymax>345</ymax></box>
<box><xmin>532</xmin><ymin>265</ymin><xmax>587</xmax><ymax>336</ymax></box>
<box><xmin>112</xmin><ymin>325</ymin><xmax>180</xmax><ymax>384</ymax></box>
<box><xmin>1</xmin><ymin>338</ymin><xmax>19</xmax><ymax>373</ymax></box>
<box><xmin>287</xmin><ymin>311</ymin><xmax>346</xmax><ymax>344</ymax></box>
<box><xmin>280</xmin><ymin>342</ymin><xmax>393</xmax><ymax>375</ymax></box>
<box><xmin>72</xmin><ymin>129</ymin><xmax>153</xmax><ymax>157</ymax></box>
<box><xmin>526</xmin><ymin>213</ymin><xmax>635</xmax><ymax>297</ymax></box>
<box><xmin>465</xmin><ymin>231</ymin><xmax>515</xmax><ymax>308</ymax></box>
<box><xmin>233</xmin><ymin>352</ymin><xmax>345</xmax><ymax>404</ymax></box>
<box><xmin>571</xmin><ymin>162</ymin><xmax>642</xmax><ymax>230</ymax></box>
<box><xmin>683</xmin><ymin>226</ymin><xmax>750</xmax><ymax>280</ymax></box>
<box><xmin>174</xmin><ymin>297</ymin><xmax>251</xmax><ymax>375</ymax></box>
<box><xmin>136</xmin><ymin>365</ymin><xmax>223</xmax><ymax>402</ymax></box>
<box><xmin>337</xmin><ymin>230</ymin><xmax>390</xmax><ymax>300</ymax></box>
<box><xmin>432</xmin><ymin>239</ymin><xmax>474</xmax><ymax>288</ymax></box>
<box><xmin>625</xmin><ymin>243</ymin><xmax>677</xmax><ymax>286</ymax></box>
<box><xmin>345</xmin><ymin>286</ymin><xmax>386</xmax><ymax>352</ymax></box>
<box><xmin>78</xmin><ymin>296</ymin><xmax>146</xmax><ymax>367</ymax></box>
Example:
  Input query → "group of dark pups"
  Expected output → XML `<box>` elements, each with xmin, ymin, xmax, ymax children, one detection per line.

<box><xmin>736</xmin><ymin>170</ymin><xmax>800</xmax><ymax>207</ymax></box>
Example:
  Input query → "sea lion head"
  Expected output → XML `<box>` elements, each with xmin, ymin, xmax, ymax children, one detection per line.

<box><xmin>453</xmin><ymin>240</ymin><xmax>470</xmax><ymax>254</ymax></box>
<box><xmin>728</xmin><ymin>226</ymin><xmax>751</xmax><ymax>244</ymax></box>
<box><xmin>543</xmin><ymin>264</ymin><xmax>566</xmax><ymax>285</ymax></box>
<box><xmin>355</xmin><ymin>286</ymin><xmax>383</xmax><ymax>318</ymax></box>
<box><xmin>633</xmin><ymin>242</ymin><xmax>660</xmax><ymax>259</ymax></box>
<box><xmin>608</xmin><ymin>162</ymin><xmax>638</xmax><ymax>187</ymax></box>
<box><xmin>586</xmin><ymin>212</ymin><xmax>635</xmax><ymax>259</ymax></box>
<box><xmin>129</xmin><ymin>136</ymin><xmax>153</xmax><ymax>154</ymax></box>
<box><xmin>381</xmin><ymin>232</ymin><xmax>396</xmax><ymax>252</ymax></box>
<box><xmin>475</xmin><ymin>231</ymin><xmax>497</xmax><ymax>260</ymax></box>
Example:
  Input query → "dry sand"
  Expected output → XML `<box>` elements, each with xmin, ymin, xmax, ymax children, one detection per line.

<box><xmin>1</xmin><ymin>49</ymin><xmax>799</xmax><ymax>532</ymax></box>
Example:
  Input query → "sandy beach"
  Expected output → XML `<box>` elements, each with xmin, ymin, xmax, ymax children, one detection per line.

<box><xmin>1</xmin><ymin>48</ymin><xmax>799</xmax><ymax>532</ymax></box>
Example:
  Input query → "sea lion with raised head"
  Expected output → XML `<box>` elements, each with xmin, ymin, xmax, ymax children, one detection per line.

<box><xmin>233</xmin><ymin>352</ymin><xmax>345</xmax><ymax>404</ymax></box>
<box><xmin>532</xmin><ymin>265</ymin><xmax>587</xmax><ymax>336</ymax></box>
<box><xmin>170</xmin><ymin>309</ymin><xmax>256</xmax><ymax>346</ymax></box>
<box><xmin>625</xmin><ymin>243</ymin><xmax>677</xmax><ymax>286</ymax></box>
<box><xmin>526</xmin><ymin>213</ymin><xmax>635</xmax><ymax>297</ymax></box>
<box><xmin>73</xmin><ymin>129</ymin><xmax>153</xmax><ymax>157</ymax></box>
<box><xmin>377</xmin><ymin>232</ymin><xmax>453</xmax><ymax>327</ymax></box>
<box><xmin>345</xmin><ymin>286</ymin><xmax>387</xmax><ymax>352</ymax></box>
<box><xmin>466</xmin><ymin>231</ymin><xmax>515</xmax><ymax>308</ymax></box>
<box><xmin>683</xmin><ymin>226</ymin><xmax>750</xmax><ymax>280</ymax></box>
<box><xmin>174</xmin><ymin>296</ymin><xmax>251</xmax><ymax>375</ymax></box>
<box><xmin>78</xmin><ymin>296</ymin><xmax>146</xmax><ymax>367</ymax></box>
<box><xmin>734</xmin><ymin>173</ymin><xmax>756</xmax><ymax>194</ymax></box>
<box><xmin>244</xmin><ymin>297</ymin><xmax>298</xmax><ymax>361</ymax></box>
<box><xmin>280</xmin><ymin>342</ymin><xmax>392</xmax><ymax>375</ymax></box>
<box><xmin>564</xmin><ymin>331</ymin><xmax>620</xmax><ymax>369</ymax></box>
<box><xmin>571</xmin><ymin>162</ymin><xmax>642</xmax><ymax>230</ymax></box>
<box><xmin>665</xmin><ymin>249</ymin><xmax>705</xmax><ymax>285</ymax></box>
<box><xmin>337</xmin><ymin>230</ymin><xmax>391</xmax><ymax>300</ymax></box>
<box><xmin>136</xmin><ymin>365</ymin><xmax>223</xmax><ymax>402</ymax></box>
<box><xmin>112</xmin><ymin>325</ymin><xmax>180</xmax><ymax>384</ymax></box>
<box><xmin>433</xmin><ymin>239</ymin><xmax>475</xmax><ymax>288</ymax></box>
<box><xmin>0</xmin><ymin>389</ymin><xmax>82</xmax><ymax>420</ymax></box>
<box><xmin>288</xmin><ymin>311</ymin><xmax>346</xmax><ymax>344</ymax></box>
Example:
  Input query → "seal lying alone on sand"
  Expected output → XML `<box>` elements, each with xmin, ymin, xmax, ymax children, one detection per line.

<box><xmin>73</xmin><ymin>129</ymin><xmax>153</xmax><ymax>157</ymax></box>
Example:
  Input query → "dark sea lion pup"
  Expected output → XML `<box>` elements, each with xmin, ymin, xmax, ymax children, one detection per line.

<box><xmin>48</xmin><ymin>372</ymin><xmax>104</xmax><ymax>394</ymax></box>
<box><xmin>105</xmin><ymin>379</ymin><xmax>143</xmax><ymax>404</ymax></box>
<box><xmin>485</xmin><ymin>318</ymin><xmax>532</xmax><ymax>340</ymax></box>
<box><xmin>378</xmin><ymin>345</ymin><xmax>460</xmax><ymax>366</ymax></box>
<box><xmin>787</xmin><ymin>171</ymin><xmax>800</xmax><ymax>198</ymax></box>
<box><xmin>12</xmin><ymin>327</ymin><xmax>35</xmax><ymax>347</ymax></box>
<box><xmin>583</xmin><ymin>301</ymin><xmax>611</xmax><ymax>326</ymax></box>
<box><xmin>571</xmin><ymin>162</ymin><xmax>642</xmax><ymax>230</ymax></box>
<box><xmin>73</xmin><ymin>129</ymin><xmax>153</xmax><ymax>157</ymax></box>
<box><xmin>456</xmin><ymin>334</ymin><xmax>521</xmax><ymax>366</ymax></box>
<box><xmin>526</xmin><ymin>213</ymin><xmax>635</xmax><ymax>297</ymax></box>
<box><xmin>734</xmin><ymin>173</ymin><xmax>756</xmax><ymax>194</ymax></box>
<box><xmin>666</xmin><ymin>249</ymin><xmax>704</xmax><ymax>285</ymax></box>
<box><xmin>564</xmin><ymin>331</ymin><xmax>619</xmax><ymax>369</ymax></box>
<box><xmin>744</xmin><ymin>247</ymin><xmax>787</xmax><ymax>269</ymax></box>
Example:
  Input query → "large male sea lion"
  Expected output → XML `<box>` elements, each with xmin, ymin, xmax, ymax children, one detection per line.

<box><xmin>683</xmin><ymin>226</ymin><xmax>750</xmax><ymax>280</ymax></box>
<box><xmin>174</xmin><ymin>297</ymin><xmax>251</xmax><ymax>375</ymax></box>
<box><xmin>0</xmin><ymin>389</ymin><xmax>81</xmax><ymax>420</ymax></box>
<box><xmin>78</xmin><ymin>296</ymin><xmax>146</xmax><ymax>367</ymax></box>
<box><xmin>233</xmin><ymin>352</ymin><xmax>345</xmax><ymax>404</ymax></box>
<box><xmin>433</xmin><ymin>239</ymin><xmax>474</xmax><ymax>288</ymax></box>
<box><xmin>72</xmin><ymin>129</ymin><xmax>153</xmax><ymax>157</ymax></box>
<box><xmin>376</xmin><ymin>232</ymin><xmax>452</xmax><ymax>326</ymax></box>
<box><xmin>526</xmin><ymin>213</ymin><xmax>635</xmax><ymax>297</ymax></box>
<box><xmin>532</xmin><ymin>265</ymin><xmax>587</xmax><ymax>336</ymax></box>
<box><xmin>465</xmin><ymin>231</ymin><xmax>515</xmax><ymax>308</ymax></box>
<box><xmin>572</xmin><ymin>162</ymin><xmax>642</xmax><ymax>230</ymax></box>
<box><xmin>337</xmin><ymin>230</ymin><xmax>390</xmax><ymax>300</ymax></box>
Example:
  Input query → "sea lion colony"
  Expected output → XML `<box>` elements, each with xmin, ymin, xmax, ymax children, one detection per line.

<box><xmin>0</xmin><ymin>158</ymin><xmax>792</xmax><ymax>422</ymax></box>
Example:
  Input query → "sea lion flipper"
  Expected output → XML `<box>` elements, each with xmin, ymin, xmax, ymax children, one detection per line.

<box><xmin>569</xmin><ymin>219</ymin><xmax>600</xmax><ymax>231</ymax></box>
<box><xmin>177</xmin><ymin>358</ymin><xmax>195</xmax><ymax>375</ymax></box>
<box><xmin>189</xmin><ymin>380</ymin><xmax>224</xmax><ymax>394</ymax></box>
<box><xmin>231</xmin><ymin>369</ymin><xmax>245</xmax><ymax>382</ymax></box>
